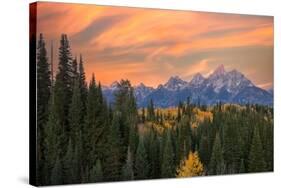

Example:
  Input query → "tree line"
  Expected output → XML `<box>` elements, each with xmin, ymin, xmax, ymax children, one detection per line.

<box><xmin>36</xmin><ymin>33</ymin><xmax>273</xmax><ymax>185</ymax></box>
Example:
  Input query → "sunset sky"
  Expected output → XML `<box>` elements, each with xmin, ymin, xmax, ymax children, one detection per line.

<box><xmin>36</xmin><ymin>2</ymin><xmax>273</xmax><ymax>89</ymax></box>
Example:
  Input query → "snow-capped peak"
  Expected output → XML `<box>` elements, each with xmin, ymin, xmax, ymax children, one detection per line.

<box><xmin>210</xmin><ymin>64</ymin><xmax>226</xmax><ymax>78</ymax></box>
<box><xmin>206</xmin><ymin>65</ymin><xmax>254</xmax><ymax>93</ymax></box>
<box><xmin>164</xmin><ymin>76</ymin><xmax>187</xmax><ymax>90</ymax></box>
<box><xmin>190</xmin><ymin>73</ymin><xmax>205</xmax><ymax>85</ymax></box>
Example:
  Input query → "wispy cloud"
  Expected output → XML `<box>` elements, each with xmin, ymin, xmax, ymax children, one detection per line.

<box><xmin>36</xmin><ymin>2</ymin><xmax>273</xmax><ymax>87</ymax></box>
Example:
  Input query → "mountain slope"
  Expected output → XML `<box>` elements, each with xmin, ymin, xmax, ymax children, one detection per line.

<box><xmin>102</xmin><ymin>65</ymin><xmax>273</xmax><ymax>107</ymax></box>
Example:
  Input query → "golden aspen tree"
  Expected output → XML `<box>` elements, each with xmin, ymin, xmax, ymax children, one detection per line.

<box><xmin>176</xmin><ymin>151</ymin><xmax>204</xmax><ymax>177</ymax></box>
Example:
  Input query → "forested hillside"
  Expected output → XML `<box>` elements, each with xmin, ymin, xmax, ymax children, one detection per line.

<box><xmin>36</xmin><ymin>34</ymin><xmax>273</xmax><ymax>186</ymax></box>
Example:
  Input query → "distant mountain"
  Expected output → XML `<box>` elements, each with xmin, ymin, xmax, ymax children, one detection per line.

<box><xmin>134</xmin><ymin>83</ymin><xmax>155</xmax><ymax>102</ymax></box>
<box><xmin>102</xmin><ymin>64</ymin><xmax>273</xmax><ymax>107</ymax></box>
<box><xmin>268</xmin><ymin>88</ymin><xmax>273</xmax><ymax>96</ymax></box>
<box><xmin>163</xmin><ymin>76</ymin><xmax>188</xmax><ymax>91</ymax></box>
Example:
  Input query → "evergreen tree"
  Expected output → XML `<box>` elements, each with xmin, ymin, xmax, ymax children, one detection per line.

<box><xmin>114</xmin><ymin>80</ymin><xmax>138</xmax><ymax>161</ymax></box>
<box><xmin>147</xmin><ymin>99</ymin><xmax>155</xmax><ymax>121</ymax></box>
<box><xmin>50</xmin><ymin>157</ymin><xmax>63</xmax><ymax>185</ymax></box>
<box><xmin>44</xmin><ymin>93</ymin><xmax>60</xmax><ymax>184</ymax></box>
<box><xmin>248</xmin><ymin>127</ymin><xmax>266</xmax><ymax>172</ymax></box>
<box><xmin>209</xmin><ymin>133</ymin><xmax>224</xmax><ymax>175</ymax></box>
<box><xmin>177</xmin><ymin>116</ymin><xmax>191</xmax><ymax>163</ymax></box>
<box><xmin>239</xmin><ymin>159</ymin><xmax>245</xmax><ymax>173</ymax></box>
<box><xmin>36</xmin><ymin>33</ymin><xmax>51</xmax><ymax>184</ymax></box>
<box><xmin>149</xmin><ymin>133</ymin><xmax>160</xmax><ymax>178</ymax></box>
<box><xmin>161</xmin><ymin>131</ymin><xmax>175</xmax><ymax>178</ymax></box>
<box><xmin>104</xmin><ymin>112</ymin><xmax>122</xmax><ymax>181</ymax></box>
<box><xmin>90</xmin><ymin>159</ymin><xmax>103</xmax><ymax>182</ymax></box>
<box><xmin>68</xmin><ymin>78</ymin><xmax>82</xmax><ymax>147</ymax></box>
<box><xmin>53</xmin><ymin>34</ymin><xmax>74</xmax><ymax>155</ymax></box>
<box><xmin>78</xmin><ymin>54</ymin><xmax>88</xmax><ymax>115</ymax></box>
<box><xmin>122</xmin><ymin>147</ymin><xmax>134</xmax><ymax>180</ymax></box>
<box><xmin>135</xmin><ymin>137</ymin><xmax>149</xmax><ymax>179</ymax></box>
<box><xmin>62</xmin><ymin>140</ymin><xmax>75</xmax><ymax>184</ymax></box>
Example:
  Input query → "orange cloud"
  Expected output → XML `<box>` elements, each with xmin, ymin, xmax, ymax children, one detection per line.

<box><xmin>36</xmin><ymin>2</ymin><xmax>273</xmax><ymax>88</ymax></box>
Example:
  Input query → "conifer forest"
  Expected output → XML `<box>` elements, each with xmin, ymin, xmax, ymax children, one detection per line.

<box><xmin>36</xmin><ymin>33</ymin><xmax>273</xmax><ymax>185</ymax></box>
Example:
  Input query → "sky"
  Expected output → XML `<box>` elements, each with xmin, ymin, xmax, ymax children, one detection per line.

<box><xmin>35</xmin><ymin>2</ymin><xmax>273</xmax><ymax>89</ymax></box>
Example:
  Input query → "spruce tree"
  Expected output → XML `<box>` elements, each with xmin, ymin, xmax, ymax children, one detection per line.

<box><xmin>122</xmin><ymin>147</ymin><xmax>134</xmax><ymax>180</ymax></box>
<box><xmin>50</xmin><ymin>157</ymin><xmax>63</xmax><ymax>185</ymax></box>
<box><xmin>62</xmin><ymin>140</ymin><xmax>75</xmax><ymax>184</ymax></box>
<box><xmin>149</xmin><ymin>133</ymin><xmax>160</xmax><ymax>178</ymax></box>
<box><xmin>161</xmin><ymin>130</ymin><xmax>175</xmax><ymax>178</ymax></box>
<box><xmin>104</xmin><ymin>112</ymin><xmax>122</xmax><ymax>181</ymax></box>
<box><xmin>90</xmin><ymin>159</ymin><xmax>103</xmax><ymax>182</ymax></box>
<box><xmin>248</xmin><ymin>127</ymin><xmax>266</xmax><ymax>172</ymax></box>
<box><xmin>44</xmin><ymin>93</ymin><xmax>60</xmax><ymax>184</ymax></box>
<box><xmin>53</xmin><ymin>34</ymin><xmax>73</xmax><ymax>155</ymax></box>
<box><xmin>209</xmin><ymin>133</ymin><xmax>224</xmax><ymax>175</ymax></box>
<box><xmin>68</xmin><ymin>78</ymin><xmax>82</xmax><ymax>147</ymax></box>
<box><xmin>135</xmin><ymin>137</ymin><xmax>149</xmax><ymax>179</ymax></box>
<box><xmin>36</xmin><ymin>33</ymin><xmax>51</xmax><ymax>184</ymax></box>
<box><xmin>239</xmin><ymin>159</ymin><xmax>245</xmax><ymax>173</ymax></box>
<box><xmin>78</xmin><ymin>54</ymin><xmax>88</xmax><ymax>115</ymax></box>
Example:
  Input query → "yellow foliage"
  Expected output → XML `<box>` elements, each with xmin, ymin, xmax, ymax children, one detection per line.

<box><xmin>176</xmin><ymin>151</ymin><xmax>204</xmax><ymax>177</ymax></box>
<box><xmin>191</xmin><ymin>108</ymin><xmax>213</xmax><ymax>128</ymax></box>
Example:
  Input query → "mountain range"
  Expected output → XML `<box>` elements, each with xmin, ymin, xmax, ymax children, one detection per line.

<box><xmin>102</xmin><ymin>65</ymin><xmax>273</xmax><ymax>107</ymax></box>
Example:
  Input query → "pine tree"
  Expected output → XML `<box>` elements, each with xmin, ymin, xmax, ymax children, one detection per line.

<box><xmin>129</xmin><ymin>123</ymin><xmax>138</xmax><ymax>161</ymax></box>
<box><xmin>62</xmin><ymin>140</ymin><xmax>75</xmax><ymax>184</ymax></box>
<box><xmin>122</xmin><ymin>147</ymin><xmax>134</xmax><ymax>180</ymax></box>
<box><xmin>149</xmin><ymin>133</ymin><xmax>160</xmax><ymax>178</ymax></box>
<box><xmin>176</xmin><ymin>151</ymin><xmax>204</xmax><ymax>177</ymax></box>
<box><xmin>135</xmin><ymin>137</ymin><xmax>149</xmax><ymax>179</ymax></box>
<box><xmin>71</xmin><ymin>57</ymin><xmax>78</xmax><ymax>89</ymax></box>
<box><xmin>239</xmin><ymin>159</ymin><xmax>245</xmax><ymax>173</ymax></box>
<box><xmin>90</xmin><ymin>159</ymin><xmax>103</xmax><ymax>182</ymax></box>
<box><xmin>83</xmin><ymin>75</ymin><xmax>108</xmax><ymax>174</ymax></box>
<box><xmin>177</xmin><ymin>116</ymin><xmax>191</xmax><ymax>163</ymax></box>
<box><xmin>50</xmin><ymin>157</ymin><xmax>63</xmax><ymax>185</ymax></box>
<box><xmin>248</xmin><ymin>127</ymin><xmax>266</xmax><ymax>172</ymax></box>
<box><xmin>53</xmin><ymin>34</ymin><xmax>74</xmax><ymax>155</ymax></box>
<box><xmin>104</xmin><ymin>112</ymin><xmax>122</xmax><ymax>181</ymax></box>
<box><xmin>113</xmin><ymin>80</ymin><xmax>138</xmax><ymax>162</ymax></box>
<box><xmin>209</xmin><ymin>133</ymin><xmax>224</xmax><ymax>175</ymax></box>
<box><xmin>161</xmin><ymin>130</ymin><xmax>175</xmax><ymax>178</ymax></box>
<box><xmin>78</xmin><ymin>54</ymin><xmax>88</xmax><ymax>115</ymax></box>
<box><xmin>68</xmin><ymin>78</ymin><xmax>82</xmax><ymax>147</ymax></box>
<box><xmin>44</xmin><ymin>93</ymin><xmax>60</xmax><ymax>184</ymax></box>
<box><xmin>147</xmin><ymin>99</ymin><xmax>155</xmax><ymax>121</ymax></box>
<box><xmin>36</xmin><ymin>33</ymin><xmax>51</xmax><ymax>184</ymax></box>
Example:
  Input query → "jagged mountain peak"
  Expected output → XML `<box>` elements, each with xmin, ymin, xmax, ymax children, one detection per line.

<box><xmin>190</xmin><ymin>73</ymin><xmax>205</xmax><ymax>85</ymax></box>
<box><xmin>102</xmin><ymin>66</ymin><xmax>272</xmax><ymax>107</ymax></box>
<box><xmin>136</xmin><ymin>82</ymin><xmax>146</xmax><ymax>88</ymax></box>
<box><xmin>210</xmin><ymin>64</ymin><xmax>226</xmax><ymax>78</ymax></box>
<box><xmin>164</xmin><ymin>75</ymin><xmax>187</xmax><ymax>90</ymax></box>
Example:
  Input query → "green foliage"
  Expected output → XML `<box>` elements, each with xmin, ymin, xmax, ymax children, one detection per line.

<box><xmin>38</xmin><ymin>34</ymin><xmax>273</xmax><ymax>185</ymax></box>
<box><xmin>36</xmin><ymin>33</ymin><xmax>51</xmax><ymax>184</ymax></box>
<box><xmin>209</xmin><ymin>133</ymin><xmax>225</xmax><ymax>175</ymax></box>
<box><xmin>161</xmin><ymin>130</ymin><xmax>175</xmax><ymax>178</ymax></box>
<box><xmin>248</xmin><ymin>127</ymin><xmax>266</xmax><ymax>172</ymax></box>
<box><xmin>90</xmin><ymin>159</ymin><xmax>103</xmax><ymax>182</ymax></box>
<box><xmin>135</xmin><ymin>137</ymin><xmax>149</xmax><ymax>179</ymax></box>
<box><xmin>122</xmin><ymin>147</ymin><xmax>134</xmax><ymax>180</ymax></box>
<box><xmin>104</xmin><ymin>112</ymin><xmax>122</xmax><ymax>181</ymax></box>
<box><xmin>50</xmin><ymin>157</ymin><xmax>63</xmax><ymax>185</ymax></box>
